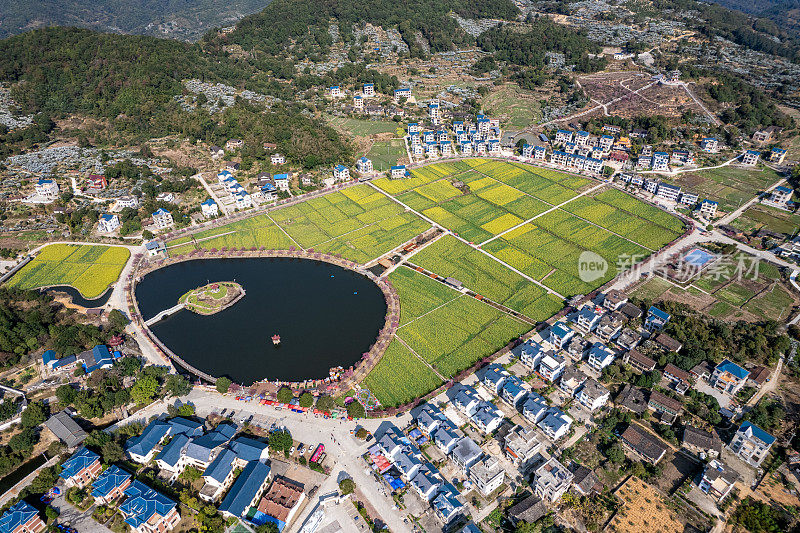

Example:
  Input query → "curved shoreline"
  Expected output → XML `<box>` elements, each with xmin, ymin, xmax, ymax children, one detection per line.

<box><xmin>127</xmin><ymin>248</ymin><xmax>399</xmax><ymax>392</ymax></box>
<box><xmin>41</xmin><ymin>284</ymin><xmax>112</xmax><ymax>306</ymax></box>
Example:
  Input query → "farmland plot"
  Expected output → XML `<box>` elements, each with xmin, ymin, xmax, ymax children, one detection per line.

<box><xmin>363</xmin><ymin>339</ymin><xmax>443</xmax><ymax>407</ymax></box>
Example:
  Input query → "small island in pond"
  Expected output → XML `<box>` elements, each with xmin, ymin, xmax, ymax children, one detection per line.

<box><xmin>179</xmin><ymin>282</ymin><xmax>245</xmax><ymax>315</ymax></box>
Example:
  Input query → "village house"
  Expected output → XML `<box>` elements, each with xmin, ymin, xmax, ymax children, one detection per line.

<box><xmin>503</xmin><ymin>425</ymin><xmax>544</xmax><ymax>470</ymax></box>
<box><xmin>656</xmin><ymin>183</ymin><xmax>682</xmax><ymax>202</ymax></box>
<box><xmin>711</xmin><ymin>359</ymin><xmax>750</xmax><ymax>395</ymax></box>
<box><xmin>86</xmin><ymin>174</ymin><xmax>107</xmax><ymax>191</ymax></box>
<box><xmin>769</xmin><ymin>148</ymin><xmax>787</xmax><ymax>164</ymax></box>
<box><xmin>514</xmin><ymin>339</ymin><xmax>546</xmax><ymax>369</ymax></box>
<box><xmin>575</xmin><ymin>378</ymin><xmax>610</xmax><ymax>411</ymax></box>
<box><xmin>353</xmin><ymin>95</ymin><xmax>364</xmax><ymax>110</ymax></box>
<box><xmin>559</xmin><ymin>366</ymin><xmax>587</xmax><ymax>396</ymax></box>
<box><xmin>91</xmin><ymin>465</ymin><xmax>132</xmax><ymax>505</ymax></box>
<box><xmin>356</xmin><ymin>157</ymin><xmax>373</xmax><ymax>174</ymax></box>
<box><xmin>522</xmin><ymin>393</ymin><xmax>549</xmax><ymax>424</ymax></box>
<box><xmin>549</xmin><ymin>322</ymin><xmax>574</xmax><ymax>350</ymax></box>
<box><xmin>655</xmin><ymin>333</ymin><xmax>682</xmax><ymax>353</ymax></box>
<box><xmin>555</xmin><ymin>130</ymin><xmax>573</xmax><ymax>145</ymax></box>
<box><xmin>663</xmin><ymin>363</ymin><xmax>691</xmax><ymax>394</ymax></box>
<box><xmin>682</xmin><ymin>425</ymin><xmax>723</xmax><ymax>459</ymax></box>
<box><xmin>469</xmin><ymin>456</ymin><xmax>505</xmax><ymax>497</ymax></box>
<box><xmin>152</xmin><ymin>208</ymin><xmax>174</xmax><ymax>230</ymax></box>
<box><xmin>538</xmin><ymin>407</ymin><xmax>572</xmax><ymax>440</ymax></box>
<box><xmin>35</xmin><ymin>178</ymin><xmax>59</xmax><ymax>202</ymax></box>
<box><xmin>620</xmin><ymin>425</ymin><xmax>667</xmax><ymax>464</ymax></box>
<box><xmin>623</xmin><ymin>348</ymin><xmax>656</xmax><ymax>373</ymax></box>
<box><xmin>97</xmin><ymin>213</ymin><xmax>120</xmax><ymax>233</ymax></box>
<box><xmin>698</xmin><ymin>199</ymin><xmax>718</xmax><ymax>219</ymax></box>
<box><xmin>747</xmin><ymin>366</ymin><xmax>771</xmax><ymax>388</ymax></box>
<box><xmin>575</xmin><ymin>306</ymin><xmax>601</xmax><ymax>334</ymax></box>
<box><xmin>700</xmin><ymin>138</ymin><xmax>718</xmax><ymax>153</ymax></box>
<box><xmin>45</xmin><ymin>410</ymin><xmax>87</xmax><ymax>448</ymax></box>
<box><xmin>652</xmin><ymin>152</ymin><xmax>670</xmax><ymax>172</ymax></box>
<box><xmin>225</xmin><ymin>139</ymin><xmax>243</xmax><ymax>151</ymax></box>
<box><xmin>60</xmin><ymin>447</ymin><xmax>102</xmax><ymax>488</ymax></box>
<box><xmin>729</xmin><ymin>422</ymin><xmax>775</xmax><ymax>467</ymax></box>
<box><xmin>587</xmin><ymin>342</ymin><xmax>615</xmax><ymax>371</ymax></box>
<box><xmin>566</xmin><ymin>337</ymin><xmax>589</xmax><ymax>361</ymax></box>
<box><xmin>615</xmin><ymin>328</ymin><xmax>641</xmax><ymax>351</ymax></box>
<box><xmin>201</xmin><ymin>199</ymin><xmax>219</xmax><ymax>218</ymax></box>
<box><xmin>742</xmin><ymin>149</ymin><xmax>760</xmax><ymax>166</ymax></box>
<box><xmin>679</xmin><ymin>191</ymin><xmax>699</xmax><ymax>206</ymax></box>
<box><xmin>643</xmin><ymin>178</ymin><xmax>659</xmax><ymax>194</ymax></box>
<box><xmin>648</xmin><ymin>390</ymin><xmax>683</xmax><ymax>423</ymax></box>
<box><xmin>762</xmin><ymin>185</ymin><xmax>793</xmax><ymax>210</ymax></box>
<box><xmin>570</xmin><ymin>465</ymin><xmax>601</xmax><ymax>496</ymax></box>
<box><xmin>500</xmin><ymin>376</ymin><xmax>529</xmax><ymax>410</ymax></box>
<box><xmin>219</xmin><ymin>461</ymin><xmax>273</xmax><ymax>520</ymax></box>
<box><xmin>273</xmin><ymin>173</ymin><xmax>290</xmax><ymax>191</ymax></box>
<box><xmin>116</xmin><ymin>196</ymin><xmax>139</xmax><ymax>210</ymax></box>
<box><xmin>119</xmin><ymin>481</ymin><xmax>181</xmax><ymax>533</ymax></box>
<box><xmin>209</xmin><ymin>145</ymin><xmax>224</xmax><ymax>158</ymax></box>
<box><xmin>125</xmin><ymin>420</ymin><xmax>172</xmax><ymax>463</ymax></box>
<box><xmin>645</xmin><ymin>306</ymin><xmax>670</xmax><ymax>331</ymax></box>
<box><xmin>603</xmin><ymin>290</ymin><xmax>627</xmax><ymax>311</ymax></box>
<box><xmin>333</xmin><ymin>164</ymin><xmax>350</xmax><ymax>181</ymax></box>
<box><xmin>451</xmin><ymin>437</ymin><xmax>483</xmax><ymax>472</ymax></box>
<box><xmin>482</xmin><ymin>363</ymin><xmax>511</xmax><ymax>395</ymax></box>
<box><xmin>270</xmin><ymin>154</ymin><xmax>286</xmax><ymax>165</ymax></box>
<box><xmin>534</xmin><ymin>458</ymin><xmax>573</xmax><ymax>503</ymax></box>
<box><xmin>256</xmin><ymin>477</ymin><xmax>306</xmax><ymax>530</ymax></box>
<box><xmin>362</xmin><ymin>82</ymin><xmax>375</xmax><ymax>97</ymax></box>
<box><xmin>390</xmin><ymin>165</ymin><xmax>409</xmax><ymax>178</ymax></box>
<box><xmin>156</xmin><ymin>192</ymin><xmax>175</xmax><ymax>204</ymax></box>
<box><xmin>222</xmin><ymin>161</ymin><xmax>240</xmax><ymax>172</ymax></box>
<box><xmin>596</xmin><ymin>312</ymin><xmax>624</xmax><ymax>343</ymax></box>
<box><xmin>0</xmin><ymin>502</ymin><xmax>46</xmax><ymax>533</ymax></box>
<box><xmin>328</xmin><ymin>86</ymin><xmax>343</xmax><ymax>98</ymax></box>
<box><xmin>616</xmin><ymin>385</ymin><xmax>648</xmax><ymax>415</ymax></box>
<box><xmin>394</xmin><ymin>87</ymin><xmax>412</xmax><ymax>102</ymax></box>
<box><xmin>699</xmin><ymin>460</ymin><xmax>738</xmax><ymax>501</ymax></box>
<box><xmin>538</xmin><ymin>353</ymin><xmax>566</xmax><ymax>382</ymax></box>
<box><xmin>145</xmin><ymin>240</ymin><xmax>167</xmax><ymax>257</ymax></box>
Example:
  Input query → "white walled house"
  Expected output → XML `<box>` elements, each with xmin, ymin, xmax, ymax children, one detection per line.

<box><xmin>270</xmin><ymin>154</ymin><xmax>286</xmax><ymax>165</ymax></box>
<box><xmin>333</xmin><ymin>165</ymin><xmax>350</xmax><ymax>181</ymax></box>
<box><xmin>356</xmin><ymin>157</ymin><xmax>373</xmax><ymax>174</ymax></box>
<box><xmin>152</xmin><ymin>208</ymin><xmax>174</xmax><ymax>230</ymax></box>
<box><xmin>201</xmin><ymin>199</ymin><xmax>219</xmax><ymax>218</ymax></box>
<box><xmin>98</xmin><ymin>214</ymin><xmax>120</xmax><ymax>233</ymax></box>
<box><xmin>35</xmin><ymin>178</ymin><xmax>60</xmax><ymax>202</ymax></box>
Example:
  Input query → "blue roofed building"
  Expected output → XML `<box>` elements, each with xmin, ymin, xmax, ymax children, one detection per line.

<box><xmin>125</xmin><ymin>420</ymin><xmax>172</xmax><ymax>463</ymax></box>
<box><xmin>200</xmin><ymin>449</ymin><xmax>239</xmax><ymax>502</ymax></box>
<box><xmin>60</xmin><ymin>446</ymin><xmax>101</xmax><ymax>488</ymax></box>
<box><xmin>168</xmin><ymin>417</ymin><xmax>205</xmax><ymax>438</ymax></box>
<box><xmin>42</xmin><ymin>350</ymin><xmax>57</xmax><ymax>368</ymax></box>
<box><xmin>229</xmin><ymin>437</ymin><xmax>269</xmax><ymax>462</ymax></box>
<box><xmin>182</xmin><ymin>423</ymin><xmax>237</xmax><ymax>469</ymax></box>
<box><xmin>218</xmin><ymin>461</ymin><xmax>272</xmax><ymax>519</ymax></box>
<box><xmin>711</xmin><ymin>359</ymin><xmax>750</xmax><ymax>395</ymax></box>
<box><xmin>92</xmin><ymin>465</ymin><xmax>132</xmax><ymax>505</ymax></box>
<box><xmin>119</xmin><ymin>480</ymin><xmax>181</xmax><ymax>533</ymax></box>
<box><xmin>645</xmin><ymin>306</ymin><xmax>670</xmax><ymax>331</ymax></box>
<box><xmin>549</xmin><ymin>322</ymin><xmax>574</xmax><ymax>350</ymax></box>
<box><xmin>79</xmin><ymin>345</ymin><xmax>116</xmax><ymax>374</ymax></box>
<box><xmin>0</xmin><ymin>501</ymin><xmax>46</xmax><ymax>533</ymax></box>
<box><xmin>156</xmin><ymin>434</ymin><xmax>191</xmax><ymax>480</ymax></box>
<box><xmin>730</xmin><ymin>421</ymin><xmax>775</xmax><ymax>467</ymax></box>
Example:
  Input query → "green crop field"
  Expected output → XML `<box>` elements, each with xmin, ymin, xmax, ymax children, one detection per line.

<box><xmin>161</xmin><ymin>159</ymin><xmax>689</xmax><ymax>405</ymax></box>
<box><xmin>8</xmin><ymin>244</ymin><xmax>130</xmax><ymax>298</ymax></box>
<box><xmin>731</xmin><ymin>203</ymin><xmax>800</xmax><ymax>236</ymax></box>
<box><xmin>362</xmin><ymin>339</ymin><xmax>443</xmax><ymax>407</ymax></box>
<box><xmin>325</xmin><ymin>116</ymin><xmax>399</xmax><ymax>136</ymax></box>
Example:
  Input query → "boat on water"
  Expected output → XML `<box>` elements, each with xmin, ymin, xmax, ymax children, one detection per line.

<box><xmin>271</xmin><ymin>334</ymin><xmax>281</xmax><ymax>345</ymax></box>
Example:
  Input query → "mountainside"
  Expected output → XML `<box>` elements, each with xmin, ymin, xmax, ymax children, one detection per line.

<box><xmin>0</xmin><ymin>0</ymin><xmax>273</xmax><ymax>41</ymax></box>
<box><xmin>711</xmin><ymin>0</ymin><xmax>800</xmax><ymax>40</ymax></box>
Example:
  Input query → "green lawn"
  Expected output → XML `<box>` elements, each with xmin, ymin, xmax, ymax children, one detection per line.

<box><xmin>482</xmin><ymin>84</ymin><xmax>542</xmax><ymax>130</ymax></box>
<box><xmin>8</xmin><ymin>244</ymin><xmax>130</xmax><ymax>298</ymax></box>
<box><xmin>731</xmin><ymin>203</ymin><xmax>800</xmax><ymax>237</ymax></box>
<box><xmin>366</xmin><ymin>139</ymin><xmax>407</xmax><ymax>170</ymax></box>
<box><xmin>325</xmin><ymin>116</ymin><xmax>400</xmax><ymax>136</ymax></box>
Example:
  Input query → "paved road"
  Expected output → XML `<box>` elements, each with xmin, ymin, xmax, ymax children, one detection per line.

<box><xmin>716</xmin><ymin>177</ymin><xmax>787</xmax><ymax>226</ymax></box>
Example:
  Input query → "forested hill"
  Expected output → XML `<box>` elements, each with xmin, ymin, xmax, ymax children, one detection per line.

<box><xmin>0</xmin><ymin>0</ymin><xmax>273</xmax><ymax>41</ymax></box>
<box><xmin>0</xmin><ymin>27</ymin><xmax>352</xmax><ymax>167</ymax></box>
<box><xmin>207</xmin><ymin>0</ymin><xmax>520</xmax><ymax>59</ymax></box>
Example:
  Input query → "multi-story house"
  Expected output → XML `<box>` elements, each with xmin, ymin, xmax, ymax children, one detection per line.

<box><xmin>679</xmin><ymin>192</ymin><xmax>699</xmax><ymax>206</ymax></box>
<box><xmin>469</xmin><ymin>456</ymin><xmax>505</xmax><ymax>496</ymax></box>
<box><xmin>575</xmin><ymin>306</ymin><xmax>601</xmax><ymax>334</ymax></box>
<box><xmin>729</xmin><ymin>422</ymin><xmax>775</xmax><ymax>467</ymax></box>
<box><xmin>119</xmin><ymin>481</ymin><xmax>181</xmax><ymax>533</ymax></box>
<box><xmin>652</xmin><ymin>152</ymin><xmax>669</xmax><ymax>171</ymax></box>
<box><xmin>549</xmin><ymin>322</ymin><xmax>574</xmax><ymax>350</ymax></box>
<box><xmin>656</xmin><ymin>183</ymin><xmax>681</xmax><ymax>202</ymax></box>
<box><xmin>333</xmin><ymin>165</ymin><xmax>350</xmax><ymax>181</ymax></box>
<box><xmin>555</xmin><ymin>130</ymin><xmax>573</xmax><ymax>145</ymax></box>
<box><xmin>391</xmin><ymin>165</ymin><xmax>409</xmax><ymax>179</ymax></box>
<box><xmin>763</xmin><ymin>185</ymin><xmax>793</xmax><ymax>210</ymax></box>
<box><xmin>60</xmin><ymin>447</ymin><xmax>102</xmax><ymax>488</ymax></box>
<box><xmin>500</xmin><ymin>376</ymin><xmax>529</xmax><ymax>409</ymax></box>
<box><xmin>270</xmin><ymin>153</ymin><xmax>285</xmax><ymax>165</ymax></box>
<box><xmin>503</xmin><ymin>425</ymin><xmax>544</xmax><ymax>470</ymax></box>
<box><xmin>559</xmin><ymin>366</ymin><xmax>586</xmax><ymax>396</ymax></box>
<box><xmin>482</xmin><ymin>363</ymin><xmax>511</xmax><ymax>395</ymax></box>
<box><xmin>698</xmin><ymin>199</ymin><xmax>718</xmax><ymax>218</ymax></box>
<box><xmin>596</xmin><ymin>312</ymin><xmax>624</xmax><ymax>343</ymax></box>
<box><xmin>328</xmin><ymin>86</ymin><xmax>343</xmax><ymax>98</ymax></box>
<box><xmin>363</xmin><ymin>83</ymin><xmax>375</xmax><ymax>97</ymax></box>
<box><xmin>711</xmin><ymin>359</ymin><xmax>750</xmax><ymax>395</ymax></box>
<box><xmin>356</xmin><ymin>157</ymin><xmax>373</xmax><ymax>174</ymax></box>
<box><xmin>538</xmin><ymin>407</ymin><xmax>572</xmax><ymax>440</ymax></box>
<box><xmin>35</xmin><ymin>178</ymin><xmax>59</xmax><ymax>202</ymax></box>
<box><xmin>201</xmin><ymin>199</ymin><xmax>219</xmax><ymax>218</ymax></box>
<box><xmin>699</xmin><ymin>460</ymin><xmax>738</xmax><ymax>501</ymax></box>
<box><xmin>533</xmin><ymin>458</ymin><xmax>573</xmax><ymax>503</ymax></box>
<box><xmin>587</xmin><ymin>342</ymin><xmax>615</xmax><ymax>371</ymax></box>
<box><xmin>769</xmin><ymin>148</ymin><xmax>787</xmax><ymax>164</ymax></box>
<box><xmin>0</xmin><ymin>502</ymin><xmax>46</xmax><ymax>533</ymax></box>
<box><xmin>152</xmin><ymin>208</ymin><xmax>174</xmax><ymax>230</ymax></box>
<box><xmin>576</xmin><ymin>378</ymin><xmax>610</xmax><ymax>411</ymax></box>
<box><xmin>521</xmin><ymin>393</ymin><xmax>549</xmax><ymax>424</ymax></box>
<box><xmin>645</xmin><ymin>306</ymin><xmax>670</xmax><ymax>331</ymax></box>
<box><xmin>538</xmin><ymin>353</ymin><xmax>566</xmax><ymax>382</ymax></box>
<box><xmin>91</xmin><ymin>465</ymin><xmax>132</xmax><ymax>505</ymax></box>
<box><xmin>700</xmin><ymin>138</ymin><xmax>718</xmax><ymax>153</ymax></box>
<box><xmin>742</xmin><ymin>150</ymin><xmax>760</xmax><ymax>166</ymax></box>
<box><xmin>98</xmin><ymin>214</ymin><xmax>120</xmax><ymax>233</ymax></box>
<box><xmin>603</xmin><ymin>290</ymin><xmax>627</xmax><ymax>311</ymax></box>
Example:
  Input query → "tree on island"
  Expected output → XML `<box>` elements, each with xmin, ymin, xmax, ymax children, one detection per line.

<box><xmin>276</xmin><ymin>386</ymin><xmax>294</xmax><ymax>403</ymax></box>
<box><xmin>298</xmin><ymin>392</ymin><xmax>314</xmax><ymax>408</ymax></box>
<box><xmin>216</xmin><ymin>377</ymin><xmax>232</xmax><ymax>394</ymax></box>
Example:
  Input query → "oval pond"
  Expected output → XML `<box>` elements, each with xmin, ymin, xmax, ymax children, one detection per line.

<box><xmin>135</xmin><ymin>257</ymin><xmax>388</xmax><ymax>384</ymax></box>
